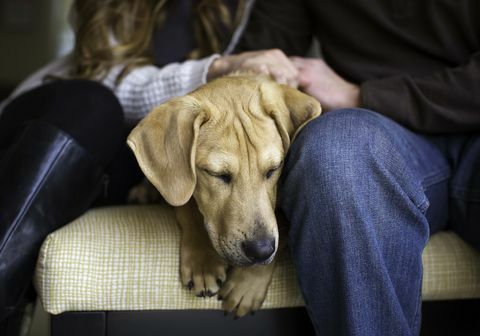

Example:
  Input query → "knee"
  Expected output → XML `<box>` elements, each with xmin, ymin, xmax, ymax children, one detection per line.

<box><xmin>281</xmin><ymin>109</ymin><xmax>431</xmax><ymax>254</ymax></box>
<box><xmin>279</xmin><ymin>108</ymin><xmax>431</xmax><ymax>222</ymax></box>
<box><xmin>285</xmin><ymin>108</ymin><xmax>397</xmax><ymax>185</ymax></box>
<box><xmin>47</xmin><ymin>79</ymin><xmax>124</xmax><ymax>130</ymax></box>
<box><xmin>43</xmin><ymin>80</ymin><xmax>125</xmax><ymax>166</ymax></box>
<box><xmin>44</xmin><ymin>79</ymin><xmax>125</xmax><ymax>148</ymax></box>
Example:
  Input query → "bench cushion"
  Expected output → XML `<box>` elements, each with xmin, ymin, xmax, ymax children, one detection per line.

<box><xmin>34</xmin><ymin>205</ymin><xmax>480</xmax><ymax>315</ymax></box>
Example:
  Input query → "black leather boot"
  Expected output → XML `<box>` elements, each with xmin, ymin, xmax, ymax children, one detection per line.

<box><xmin>0</xmin><ymin>120</ymin><xmax>107</xmax><ymax>321</ymax></box>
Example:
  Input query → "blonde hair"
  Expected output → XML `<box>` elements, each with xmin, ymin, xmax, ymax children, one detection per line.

<box><xmin>71</xmin><ymin>0</ymin><xmax>244</xmax><ymax>82</ymax></box>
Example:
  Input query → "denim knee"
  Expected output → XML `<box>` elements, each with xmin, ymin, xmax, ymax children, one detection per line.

<box><xmin>284</xmin><ymin>108</ymin><xmax>410</xmax><ymax>190</ymax></box>
<box><xmin>280</xmin><ymin>108</ymin><xmax>430</xmax><ymax>238</ymax></box>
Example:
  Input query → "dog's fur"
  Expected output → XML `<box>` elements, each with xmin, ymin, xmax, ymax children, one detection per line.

<box><xmin>127</xmin><ymin>74</ymin><xmax>321</xmax><ymax>317</ymax></box>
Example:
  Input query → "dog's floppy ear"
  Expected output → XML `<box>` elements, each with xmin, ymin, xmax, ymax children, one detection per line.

<box><xmin>261</xmin><ymin>83</ymin><xmax>321</xmax><ymax>150</ymax></box>
<box><xmin>127</xmin><ymin>96</ymin><xmax>208</xmax><ymax>206</ymax></box>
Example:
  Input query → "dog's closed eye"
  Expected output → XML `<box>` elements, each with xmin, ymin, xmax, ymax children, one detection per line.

<box><xmin>265</xmin><ymin>162</ymin><xmax>282</xmax><ymax>180</ymax></box>
<box><xmin>216</xmin><ymin>174</ymin><xmax>232</xmax><ymax>184</ymax></box>
<box><xmin>266</xmin><ymin>168</ymin><xmax>276</xmax><ymax>179</ymax></box>
<box><xmin>203</xmin><ymin>169</ymin><xmax>232</xmax><ymax>184</ymax></box>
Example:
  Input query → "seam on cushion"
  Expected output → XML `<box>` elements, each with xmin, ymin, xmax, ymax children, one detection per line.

<box><xmin>39</xmin><ymin>234</ymin><xmax>54</xmax><ymax>313</ymax></box>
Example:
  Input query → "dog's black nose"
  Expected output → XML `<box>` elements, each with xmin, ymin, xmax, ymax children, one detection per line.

<box><xmin>242</xmin><ymin>238</ymin><xmax>275</xmax><ymax>262</ymax></box>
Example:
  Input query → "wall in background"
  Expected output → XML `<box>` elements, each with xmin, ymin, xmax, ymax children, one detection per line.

<box><xmin>0</xmin><ymin>0</ymin><xmax>73</xmax><ymax>87</ymax></box>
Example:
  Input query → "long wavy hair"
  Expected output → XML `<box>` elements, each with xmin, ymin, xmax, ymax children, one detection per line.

<box><xmin>70</xmin><ymin>0</ymin><xmax>244</xmax><ymax>82</ymax></box>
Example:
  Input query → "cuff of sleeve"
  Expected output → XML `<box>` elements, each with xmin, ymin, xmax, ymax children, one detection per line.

<box><xmin>360</xmin><ymin>76</ymin><xmax>410</xmax><ymax>126</ymax></box>
<box><xmin>200</xmin><ymin>54</ymin><xmax>221</xmax><ymax>84</ymax></box>
<box><xmin>172</xmin><ymin>54</ymin><xmax>221</xmax><ymax>98</ymax></box>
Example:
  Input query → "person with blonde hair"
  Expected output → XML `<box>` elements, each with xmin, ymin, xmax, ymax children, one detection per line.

<box><xmin>0</xmin><ymin>0</ymin><xmax>297</xmax><ymax>330</ymax></box>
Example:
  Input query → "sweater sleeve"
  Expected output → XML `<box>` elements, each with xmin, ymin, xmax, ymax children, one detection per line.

<box><xmin>361</xmin><ymin>52</ymin><xmax>480</xmax><ymax>134</ymax></box>
<box><xmin>0</xmin><ymin>55</ymin><xmax>218</xmax><ymax>126</ymax></box>
<box><xmin>101</xmin><ymin>55</ymin><xmax>219</xmax><ymax>127</ymax></box>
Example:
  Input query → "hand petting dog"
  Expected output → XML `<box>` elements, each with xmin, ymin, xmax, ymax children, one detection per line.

<box><xmin>290</xmin><ymin>56</ymin><xmax>361</xmax><ymax>112</ymax></box>
<box><xmin>208</xmin><ymin>50</ymin><xmax>360</xmax><ymax>112</ymax></box>
<box><xmin>208</xmin><ymin>49</ymin><xmax>299</xmax><ymax>88</ymax></box>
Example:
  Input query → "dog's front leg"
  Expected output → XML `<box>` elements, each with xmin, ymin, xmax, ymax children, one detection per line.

<box><xmin>175</xmin><ymin>199</ymin><xmax>228</xmax><ymax>297</ymax></box>
<box><xmin>218</xmin><ymin>259</ymin><xmax>277</xmax><ymax>318</ymax></box>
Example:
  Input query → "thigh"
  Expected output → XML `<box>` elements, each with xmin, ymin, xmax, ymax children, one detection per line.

<box><xmin>0</xmin><ymin>84</ymin><xmax>50</xmax><ymax>147</ymax></box>
<box><xmin>0</xmin><ymin>79</ymin><xmax>124</xmax><ymax>167</ymax></box>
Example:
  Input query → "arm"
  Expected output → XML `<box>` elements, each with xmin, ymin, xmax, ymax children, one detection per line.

<box><xmin>292</xmin><ymin>53</ymin><xmax>480</xmax><ymax>134</ymax></box>
<box><xmin>101</xmin><ymin>55</ymin><xmax>219</xmax><ymax>127</ymax></box>
<box><xmin>0</xmin><ymin>55</ymin><xmax>219</xmax><ymax>127</ymax></box>
<box><xmin>361</xmin><ymin>52</ymin><xmax>480</xmax><ymax>133</ymax></box>
<box><xmin>101</xmin><ymin>0</ymin><xmax>305</xmax><ymax>127</ymax></box>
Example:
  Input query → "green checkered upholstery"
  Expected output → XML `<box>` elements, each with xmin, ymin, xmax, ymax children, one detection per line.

<box><xmin>34</xmin><ymin>205</ymin><xmax>480</xmax><ymax>314</ymax></box>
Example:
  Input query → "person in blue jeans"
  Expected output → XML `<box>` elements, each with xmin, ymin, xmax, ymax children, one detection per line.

<box><xmin>235</xmin><ymin>0</ymin><xmax>480</xmax><ymax>335</ymax></box>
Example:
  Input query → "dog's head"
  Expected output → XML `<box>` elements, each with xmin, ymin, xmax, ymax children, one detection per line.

<box><xmin>127</xmin><ymin>74</ymin><xmax>321</xmax><ymax>266</ymax></box>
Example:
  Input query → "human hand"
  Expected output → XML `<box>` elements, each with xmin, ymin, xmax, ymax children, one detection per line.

<box><xmin>208</xmin><ymin>49</ymin><xmax>298</xmax><ymax>87</ymax></box>
<box><xmin>290</xmin><ymin>57</ymin><xmax>360</xmax><ymax>111</ymax></box>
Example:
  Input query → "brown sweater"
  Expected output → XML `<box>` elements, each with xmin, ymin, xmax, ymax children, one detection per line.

<box><xmin>235</xmin><ymin>0</ymin><xmax>480</xmax><ymax>134</ymax></box>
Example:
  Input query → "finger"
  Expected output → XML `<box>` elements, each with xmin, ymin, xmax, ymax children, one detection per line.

<box><xmin>257</xmin><ymin>64</ymin><xmax>270</xmax><ymax>75</ymax></box>
<box><xmin>266</xmin><ymin>59</ymin><xmax>298</xmax><ymax>87</ymax></box>
<box><xmin>269</xmin><ymin>67</ymin><xmax>288</xmax><ymax>85</ymax></box>
<box><xmin>270</xmin><ymin>49</ymin><xmax>298</xmax><ymax>74</ymax></box>
<box><xmin>289</xmin><ymin>56</ymin><xmax>306</xmax><ymax>68</ymax></box>
<box><xmin>286</xmin><ymin>76</ymin><xmax>299</xmax><ymax>89</ymax></box>
<box><xmin>297</xmin><ymin>71</ymin><xmax>312</xmax><ymax>88</ymax></box>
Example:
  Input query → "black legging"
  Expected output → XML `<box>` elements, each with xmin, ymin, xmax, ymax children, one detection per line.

<box><xmin>0</xmin><ymin>79</ymin><xmax>143</xmax><ymax>204</ymax></box>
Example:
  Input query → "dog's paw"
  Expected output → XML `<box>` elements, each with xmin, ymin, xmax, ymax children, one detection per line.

<box><xmin>180</xmin><ymin>245</ymin><xmax>228</xmax><ymax>298</ymax></box>
<box><xmin>218</xmin><ymin>263</ymin><xmax>275</xmax><ymax>318</ymax></box>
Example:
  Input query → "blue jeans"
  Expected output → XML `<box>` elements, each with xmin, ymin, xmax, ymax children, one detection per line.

<box><xmin>279</xmin><ymin>109</ymin><xmax>480</xmax><ymax>336</ymax></box>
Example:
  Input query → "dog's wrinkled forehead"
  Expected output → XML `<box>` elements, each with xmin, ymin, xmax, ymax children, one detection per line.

<box><xmin>195</xmin><ymin>109</ymin><xmax>284</xmax><ymax>173</ymax></box>
<box><xmin>192</xmin><ymin>76</ymin><xmax>283</xmax><ymax>154</ymax></box>
<box><xmin>191</xmin><ymin>75</ymin><xmax>270</xmax><ymax>118</ymax></box>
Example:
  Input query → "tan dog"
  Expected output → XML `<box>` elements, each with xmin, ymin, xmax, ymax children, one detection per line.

<box><xmin>127</xmin><ymin>74</ymin><xmax>321</xmax><ymax>317</ymax></box>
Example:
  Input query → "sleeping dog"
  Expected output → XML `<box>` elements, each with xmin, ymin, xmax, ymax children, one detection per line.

<box><xmin>127</xmin><ymin>74</ymin><xmax>321</xmax><ymax>317</ymax></box>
